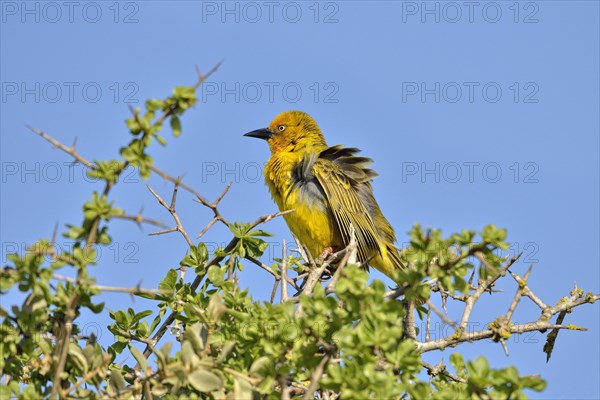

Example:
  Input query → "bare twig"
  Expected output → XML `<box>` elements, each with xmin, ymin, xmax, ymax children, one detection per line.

<box><xmin>50</xmin><ymin>296</ymin><xmax>78</xmax><ymax>399</ymax></box>
<box><xmin>418</xmin><ymin>321</ymin><xmax>588</xmax><ymax>353</ymax></box>
<box><xmin>507</xmin><ymin>267</ymin><xmax>547</xmax><ymax>310</ymax></box>
<box><xmin>292</xmin><ymin>234</ymin><xmax>311</xmax><ymax>264</ymax></box>
<box><xmin>111</xmin><ymin>211</ymin><xmax>167</xmax><ymax>228</ymax></box>
<box><xmin>426</xmin><ymin>300</ymin><xmax>458</xmax><ymax>330</ymax></box>
<box><xmin>430</xmin><ymin>284</ymin><xmax>468</xmax><ymax>302</ymax></box>
<box><xmin>148</xmin><ymin>163</ymin><xmax>232</xmax><ymax>233</ymax></box>
<box><xmin>425</xmin><ymin>307</ymin><xmax>431</xmax><ymax>342</ymax></box>
<box><xmin>325</xmin><ymin>228</ymin><xmax>357</xmax><ymax>293</ymax></box>
<box><xmin>51</xmin><ymin>274</ymin><xmax>170</xmax><ymax>295</ymax></box>
<box><xmin>279</xmin><ymin>374</ymin><xmax>291</xmax><ymax>400</ymax></box>
<box><xmin>244</xmin><ymin>255</ymin><xmax>300</xmax><ymax>291</ymax></box>
<box><xmin>270</xmin><ymin>279</ymin><xmax>280</xmax><ymax>304</ymax></box>
<box><xmin>303</xmin><ymin>353</ymin><xmax>331</xmax><ymax>399</ymax></box>
<box><xmin>194</xmin><ymin>61</ymin><xmax>223</xmax><ymax>89</ymax></box>
<box><xmin>245</xmin><ymin>256</ymin><xmax>279</xmax><ymax>278</ymax></box>
<box><xmin>281</xmin><ymin>240</ymin><xmax>289</xmax><ymax>302</ymax></box>
<box><xmin>506</xmin><ymin>264</ymin><xmax>533</xmax><ymax>320</ymax></box>
<box><xmin>458</xmin><ymin>253</ymin><xmax>521</xmax><ymax>332</ymax></box>
<box><xmin>147</xmin><ymin>182</ymin><xmax>194</xmax><ymax>247</ymax></box>
<box><xmin>295</xmin><ymin>261</ymin><xmax>329</xmax><ymax>317</ymax></box>
<box><xmin>196</xmin><ymin>182</ymin><xmax>233</xmax><ymax>237</ymax></box>
<box><xmin>403</xmin><ymin>301</ymin><xmax>417</xmax><ymax>341</ymax></box>
<box><xmin>412</xmin><ymin>248</ymin><xmax>599</xmax><ymax>356</ymax></box>
<box><xmin>27</xmin><ymin>125</ymin><xmax>96</xmax><ymax>170</ymax></box>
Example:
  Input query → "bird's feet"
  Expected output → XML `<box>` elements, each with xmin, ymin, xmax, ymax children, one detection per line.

<box><xmin>315</xmin><ymin>247</ymin><xmax>334</xmax><ymax>264</ymax></box>
<box><xmin>321</xmin><ymin>246</ymin><xmax>334</xmax><ymax>258</ymax></box>
<box><xmin>314</xmin><ymin>247</ymin><xmax>336</xmax><ymax>280</ymax></box>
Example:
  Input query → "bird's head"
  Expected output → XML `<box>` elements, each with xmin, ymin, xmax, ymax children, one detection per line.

<box><xmin>244</xmin><ymin>111</ymin><xmax>327</xmax><ymax>154</ymax></box>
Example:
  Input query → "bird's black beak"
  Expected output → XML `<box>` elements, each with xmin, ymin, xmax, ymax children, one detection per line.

<box><xmin>244</xmin><ymin>128</ymin><xmax>273</xmax><ymax>140</ymax></box>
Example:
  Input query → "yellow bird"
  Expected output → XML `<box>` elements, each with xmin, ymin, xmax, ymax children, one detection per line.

<box><xmin>244</xmin><ymin>111</ymin><xmax>404</xmax><ymax>281</ymax></box>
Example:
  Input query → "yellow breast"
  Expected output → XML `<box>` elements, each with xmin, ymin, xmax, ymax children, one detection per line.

<box><xmin>264</xmin><ymin>153</ymin><xmax>342</xmax><ymax>258</ymax></box>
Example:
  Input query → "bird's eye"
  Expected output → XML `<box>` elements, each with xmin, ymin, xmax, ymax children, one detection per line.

<box><xmin>277</xmin><ymin>125</ymin><xmax>286</xmax><ymax>132</ymax></box>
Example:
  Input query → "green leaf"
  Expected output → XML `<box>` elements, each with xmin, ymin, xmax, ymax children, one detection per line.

<box><xmin>188</xmin><ymin>367</ymin><xmax>223</xmax><ymax>393</ymax></box>
<box><xmin>128</xmin><ymin>344</ymin><xmax>148</xmax><ymax>372</ymax></box>
<box><xmin>181</xmin><ymin>243</ymin><xmax>209</xmax><ymax>272</ymax></box>
<box><xmin>155</xmin><ymin>134</ymin><xmax>167</xmax><ymax>146</ymax></box>
<box><xmin>131</xmin><ymin>310</ymin><xmax>153</xmax><ymax>324</ymax></box>
<box><xmin>125</xmin><ymin>118</ymin><xmax>142</xmax><ymax>135</ymax></box>
<box><xmin>145</xmin><ymin>98</ymin><xmax>162</xmax><ymax>110</ymax></box>
<box><xmin>208</xmin><ymin>293</ymin><xmax>227</xmax><ymax>321</ymax></box>
<box><xmin>183</xmin><ymin>323</ymin><xmax>205</xmax><ymax>354</ymax></box>
<box><xmin>181</xmin><ymin>341</ymin><xmax>200</xmax><ymax>369</ymax></box>
<box><xmin>481</xmin><ymin>224</ymin><xmax>508</xmax><ymax>249</ymax></box>
<box><xmin>171</xmin><ymin>116</ymin><xmax>181</xmax><ymax>137</ymax></box>
<box><xmin>108</xmin><ymin>366</ymin><xmax>126</xmax><ymax>392</ymax></box>
<box><xmin>234</xmin><ymin>377</ymin><xmax>253</xmax><ymax>400</ymax></box>
<box><xmin>246</xmin><ymin>229</ymin><xmax>273</xmax><ymax>238</ymax></box>
<box><xmin>450</xmin><ymin>353</ymin><xmax>466</xmax><ymax>376</ymax></box>
<box><xmin>250</xmin><ymin>356</ymin><xmax>272</xmax><ymax>378</ymax></box>
<box><xmin>68</xmin><ymin>343</ymin><xmax>89</xmax><ymax>374</ymax></box>
<box><xmin>159</xmin><ymin>269</ymin><xmax>178</xmax><ymax>292</ymax></box>
<box><xmin>207</xmin><ymin>265</ymin><xmax>224</xmax><ymax>287</ymax></box>
<box><xmin>110</xmin><ymin>310</ymin><xmax>127</xmax><ymax>326</ymax></box>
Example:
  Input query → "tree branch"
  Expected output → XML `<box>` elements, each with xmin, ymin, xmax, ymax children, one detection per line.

<box><xmin>147</xmin><ymin>181</ymin><xmax>194</xmax><ymax>248</ymax></box>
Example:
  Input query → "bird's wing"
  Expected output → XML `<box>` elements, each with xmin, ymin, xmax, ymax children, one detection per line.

<box><xmin>312</xmin><ymin>147</ymin><xmax>381</xmax><ymax>262</ymax></box>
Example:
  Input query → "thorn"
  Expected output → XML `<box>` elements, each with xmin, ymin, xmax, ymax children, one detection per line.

<box><xmin>442</xmin><ymin>292</ymin><xmax>448</xmax><ymax>313</ymax></box>
<box><xmin>500</xmin><ymin>339</ymin><xmax>509</xmax><ymax>356</ymax></box>
<box><xmin>467</xmin><ymin>269</ymin><xmax>475</xmax><ymax>286</ymax></box>
<box><xmin>51</xmin><ymin>222</ymin><xmax>59</xmax><ymax>244</ymax></box>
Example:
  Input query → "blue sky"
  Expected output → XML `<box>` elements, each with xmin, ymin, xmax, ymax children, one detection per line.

<box><xmin>1</xmin><ymin>1</ymin><xmax>599</xmax><ymax>398</ymax></box>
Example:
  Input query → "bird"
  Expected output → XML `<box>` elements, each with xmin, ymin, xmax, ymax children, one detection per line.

<box><xmin>244</xmin><ymin>111</ymin><xmax>404</xmax><ymax>281</ymax></box>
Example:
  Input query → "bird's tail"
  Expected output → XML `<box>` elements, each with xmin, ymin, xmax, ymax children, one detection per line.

<box><xmin>371</xmin><ymin>243</ymin><xmax>405</xmax><ymax>283</ymax></box>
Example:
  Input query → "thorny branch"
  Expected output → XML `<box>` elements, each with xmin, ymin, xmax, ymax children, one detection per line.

<box><xmin>147</xmin><ymin>181</ymin><xmax>194</xmax><ymax>248</ymax></box>
<box><xmin>415</xmin><ymin>255</ymin><xmax>599</xmax><ymax>355</ymax></box>
<box><xmin>111</xmin><ymin>210</ymin><xmax>167</xmax><ymax>229</ymax></box>
<box><xmin>27</xmin><ymin>126</ymin><xmax>96</xmax><ymax>170</ymax></box>
<box><xmin>22</xmin><ymin>61</ymin><xmax>600</xmax><ymax>398</ymax></box>
<box><xmin>51</xmin><ymin>274</ymin><xmax>171</xmax><ymax>296</ymax></box>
